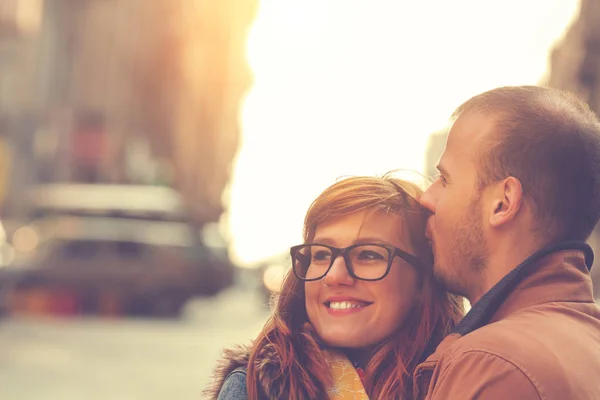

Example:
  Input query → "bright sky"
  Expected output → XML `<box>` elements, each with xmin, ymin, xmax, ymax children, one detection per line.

<box><xmin>226</xmin><ymin>0</ymin><xmax>580</xmax><ymax>267</ymax></box>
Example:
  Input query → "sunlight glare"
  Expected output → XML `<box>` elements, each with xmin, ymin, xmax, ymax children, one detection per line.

<box><xmin>228</xmin><ymin>0</ymin><xmax>580</xmax><ymax>266</ymax></box>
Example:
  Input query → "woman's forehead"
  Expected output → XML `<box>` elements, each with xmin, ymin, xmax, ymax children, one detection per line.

<box><xmin>313</xmin><ymin>210</ymin><xmax>412</xmax><ymax>245</ymax></box>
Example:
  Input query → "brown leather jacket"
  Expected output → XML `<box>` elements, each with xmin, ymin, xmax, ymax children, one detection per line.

<box><xmin>413</xmin><ymin>243</ymin><xmax>600</xmax><ymax>399</ymax></box>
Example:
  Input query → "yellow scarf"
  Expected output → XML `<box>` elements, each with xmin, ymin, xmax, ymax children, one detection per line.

<box><xmin>325</xmin><ymin>350</ymin><xmax>370</xmax><ymax>400</ymax></box>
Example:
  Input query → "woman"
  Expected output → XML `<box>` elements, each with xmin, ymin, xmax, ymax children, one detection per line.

<box><xmin>206</xmin><ymin>174</ymin><xmax>463</xmax><ymax>399</ymax></box>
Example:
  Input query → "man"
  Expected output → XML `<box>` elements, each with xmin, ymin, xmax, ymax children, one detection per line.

<box><xmin>414</xmin><ymin>85</ymin><xmax>600</xmax><ymax>399</ymax></box>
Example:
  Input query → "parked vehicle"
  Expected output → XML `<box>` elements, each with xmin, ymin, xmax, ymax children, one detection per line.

<box><xmin>0</xmin><ymin>184</ymin><xmax>236</xmax><ymax>317</ymax></box>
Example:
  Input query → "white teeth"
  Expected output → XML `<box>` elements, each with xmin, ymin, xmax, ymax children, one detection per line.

<box><xmin>329</xmin><ymin>301</ymin><xmax>364</xmax><ymax>310</ymax></box>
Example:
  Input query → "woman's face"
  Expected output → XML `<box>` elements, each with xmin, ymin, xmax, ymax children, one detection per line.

<box><xmin>305</xmin><ymin>210</ymin><xmax>420</xmax><ymax>349</ymax></box>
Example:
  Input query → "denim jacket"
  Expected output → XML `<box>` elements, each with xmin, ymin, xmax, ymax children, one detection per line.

<box><xmin>217</xmin><ymin>368</ymin><xmax>248</xmax><ymax>400</ymax></box>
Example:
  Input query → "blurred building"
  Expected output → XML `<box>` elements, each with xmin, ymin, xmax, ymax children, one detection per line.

<box><xmin>547</xmin><ymin>0</ymin><xmax>600</xmax><ymax>113</ymax></box>
<box><xmin>0</xmin><ymin>0</ymin><xmax>258</xmax><ymax>231</ymax></box>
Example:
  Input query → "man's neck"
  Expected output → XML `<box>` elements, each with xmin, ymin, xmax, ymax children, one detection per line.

<box><xmin>467</xmin><ymin>239</ymin><xmax>543</xmax><ymax>305</ymax></box>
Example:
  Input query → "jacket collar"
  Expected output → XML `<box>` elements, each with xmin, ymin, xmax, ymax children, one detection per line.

<box><xmin>491</xmin><ymin>248</ymin><xmax>594</xmax><ymax>322</ymax></box>
<box><xmin>453</xmin><ymin>241</ymin><xmax>594</xmax><ymax>336</ymax></box>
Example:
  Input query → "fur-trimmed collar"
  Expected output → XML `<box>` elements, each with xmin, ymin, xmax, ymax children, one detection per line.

<box><xmin>205</xmin><ymin>343</ymin><xmax>251</xmax><ymax>399</ymax></box>
<box><xmin>206</xmin><ymin>340</ymin><xmax>302</xmax><ymax>400</ymax></box>
<box><xmin>205</xmin><ymin>322</ymin><xmax>331</xmax><ymax>399</ymax></box>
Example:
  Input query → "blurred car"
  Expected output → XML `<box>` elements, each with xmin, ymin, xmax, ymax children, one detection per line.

<box><xmin>0</xmin><ymin>184</ymin><xmax>235</xmax><ymax>317</ymax></box>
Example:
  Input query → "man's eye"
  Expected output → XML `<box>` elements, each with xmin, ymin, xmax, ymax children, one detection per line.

<box><xmin>433</xmin><ymin>174</ymin><xmax>447</xmax><ymax>185</ymax></box>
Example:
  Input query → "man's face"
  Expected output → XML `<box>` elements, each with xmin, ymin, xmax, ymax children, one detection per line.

<box><xmin>420</xmin><ymin>113</ymin><xmax>491</xmax><ymax>299</ymax></box>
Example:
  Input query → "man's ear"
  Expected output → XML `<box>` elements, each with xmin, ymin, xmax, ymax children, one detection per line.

<box><xmin>489</xmin><ymin>176</ymin><xmax>523</xmax><ymax>227</ymax></box>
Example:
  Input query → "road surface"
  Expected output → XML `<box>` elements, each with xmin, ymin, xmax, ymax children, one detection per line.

<box><xmin>0</xmin><ymin>285</ymin><xmax>271</xmax><ymax>400</ymax></box>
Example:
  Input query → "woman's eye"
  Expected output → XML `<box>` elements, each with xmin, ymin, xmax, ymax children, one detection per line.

<box><xmin>357</xmin><ymin>250</ymin><xmax>384</xmax><ymax>260</ymax></box>
<box><xmin>313</xmin><ymin>251</ymin><xmax>331</xmax><ymax>261</ymax></box>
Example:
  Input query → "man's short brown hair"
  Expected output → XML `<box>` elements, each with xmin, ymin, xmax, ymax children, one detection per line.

<box><xmin>454</xmin><ymin>85</ymin><xmax>600</xmax><ymax>242</ymax></box>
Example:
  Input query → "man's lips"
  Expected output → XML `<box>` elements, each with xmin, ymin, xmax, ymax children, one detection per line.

<box><xmin>425</xmin><ymin>220</ymin><xmax>434</xmax><ymax>242</ymax></box>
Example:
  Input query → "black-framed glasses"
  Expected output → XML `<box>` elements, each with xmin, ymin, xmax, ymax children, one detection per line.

<box><xmin>290</xmin><ymin>243</ymin><xmax>421</xmax><ymax>282</ymax></box>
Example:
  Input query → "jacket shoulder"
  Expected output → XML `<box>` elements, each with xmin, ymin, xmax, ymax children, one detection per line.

<box><xmin>217</xmin><ymin>368</ymin><xmax>248</xmax><ymax>400</ymax></box>
<box><xmin>429</xmin><ymin>348</ymin><xmax>541</xmax><ymax>399</ymax></box>
<box><xmin>435</xmin><ymin>305</ymin><xmax>600</xmax><ymax>399</ymax></box>
<box><xmin>449</xmin><ymin>303</ymin><xmax>600</xmax><ymax>360</ymax></box>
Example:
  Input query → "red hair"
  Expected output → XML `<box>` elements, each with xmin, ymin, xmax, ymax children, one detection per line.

<box><xmin>247</xmin><ymin>174</ymin><xmax>463</xmax><ymax>399</ymax></box>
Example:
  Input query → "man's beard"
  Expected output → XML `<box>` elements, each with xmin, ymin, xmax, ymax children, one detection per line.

<box><xmin>434</xmin><ymin>194</ymin><xmax>487</xmax><ymax>300</ymax></box>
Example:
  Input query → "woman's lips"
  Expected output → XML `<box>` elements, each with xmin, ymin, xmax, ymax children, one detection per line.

<box><xmin>323</xmin><ymin>297</ymin><xmax>373</xmax><ymax>315</ymax></box>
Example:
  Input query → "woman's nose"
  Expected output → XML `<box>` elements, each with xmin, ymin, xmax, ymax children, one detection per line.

<box><xmin>322</xmin><ymin>255</ymin><xmax>355</xmax><ymax>286</ymax></box>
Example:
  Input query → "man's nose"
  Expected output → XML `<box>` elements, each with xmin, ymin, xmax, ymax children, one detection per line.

<box><xmin>323</xmin><ymin>255</ymin><xmax>355</xmax><ymax>286</ymax></box>
<box><xmin>420</xmin><ymin>183</ymin><xmax>439</xmax><ymax>213</ymax></box>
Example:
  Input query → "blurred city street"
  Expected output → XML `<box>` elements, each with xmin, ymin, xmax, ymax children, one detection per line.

<box><xmin>0</xmin><ymin>284</ymin><xmax>270</xmax><ymax>400</ymax></box>
<box><xmin>1</xmin><ymin>1</ymin><xmax>600</xmax><ymax>399</ymax></box>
